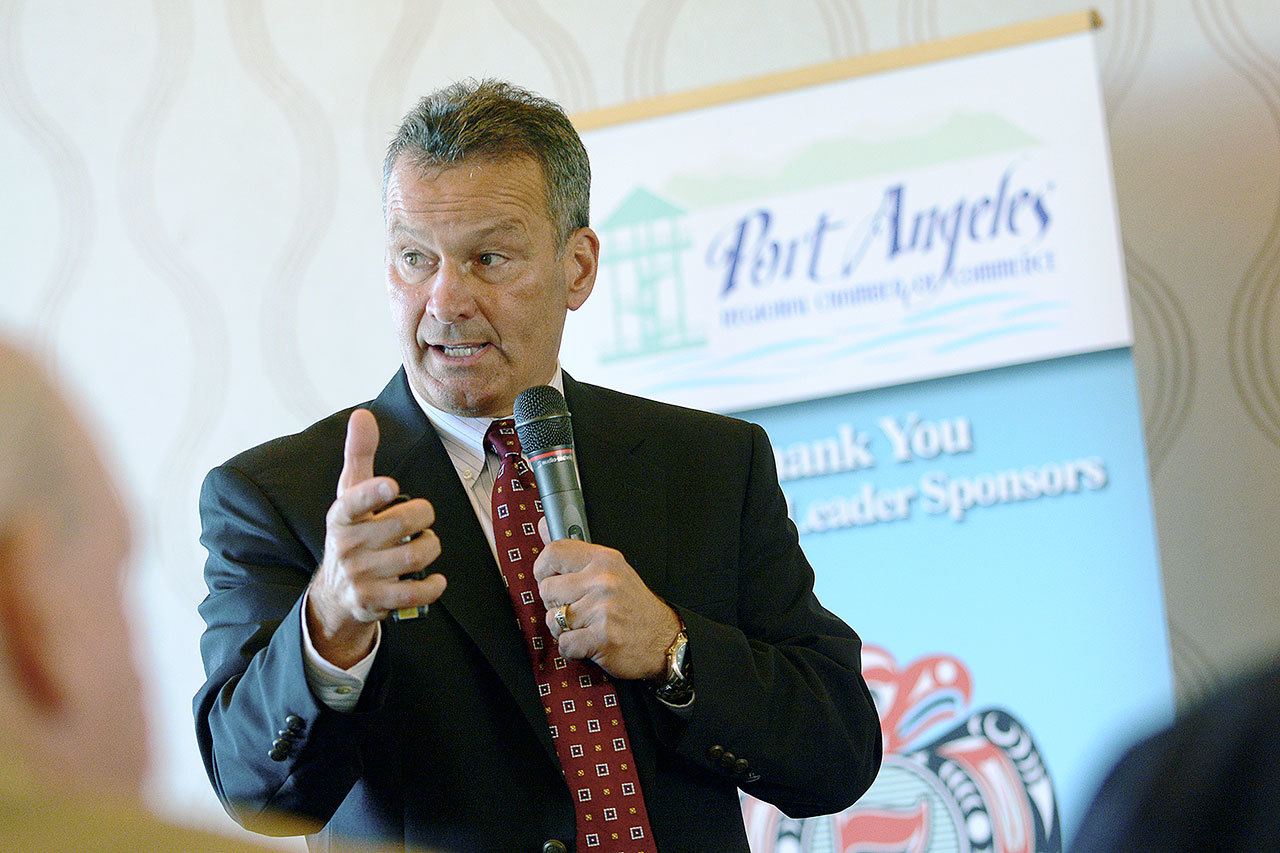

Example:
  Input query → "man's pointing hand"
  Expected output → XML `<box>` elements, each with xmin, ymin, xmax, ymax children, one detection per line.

<box><xmin>306</xmin><ymin>409</ymin><xmax>446</xmax><ymax>668</ymax></box>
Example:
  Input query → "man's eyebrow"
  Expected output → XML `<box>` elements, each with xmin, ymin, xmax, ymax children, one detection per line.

<box><xmin>388</xmin><ymin>217</ymin><xmax>530</xmax><ymax>243</ymax></box>
<box><xmin>469</xmin><ymin>218</ymin><xmax>529</xmax><ymax>241</ymax></box>
<box><xmin>387</xmin><ymin>221</ymin><xmax>425</xmax><ymax>239</ymax></box>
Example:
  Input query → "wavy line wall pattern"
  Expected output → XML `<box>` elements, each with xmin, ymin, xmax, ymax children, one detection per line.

<box><xmin>1</xmin><ymin>0</ymin><xmax>1278</xmax><ymax>840</ymax></box>
<box><xmin>1199</xmin><ymin>0</ymin><xmax>1280</xmax><ymax>451</ymax></box>
<box><xmin>624</xmin><ymin>0</ymin><xmax>683</xmax><ymax>102</ymax></box>
<box><xmin>118</xmin><ymin>0</ymin><xmax>232</xmax><ymax>605</ymax></box>
<box><xmin>362</xmin><ymin>0</ymin><xmax>441</xmax><ymax>180</ymax></box>
<box><xmin>228</xmin><ymin>0</ymin><xmax>337</xmax><ymax>423</ymax></box>
<box><xmin>897</xmin><ymin>0</ymin><xmax>939</xmax><ymax>45</ymax></box>
<box><xmin>493</xmin><ymin>0</ymin><xmax>598</xmax><ymax>112</ymax></box>
<box><xmin>1099</xmin><ymin>0</ymin><xmax>1152</xmax><ymax>120</ymax></box>
<box><xmin>813</xmin><ymin>0</ymin><xmax>869</xmax><ymax>57</ymax></box>
<box><xmin>0</xmin><ymin>0</ymin><xmax>94</xmax><ymax>359</ymax></box>
<box><xmin>1092</xmin><ymin>0</ymin><xmax>1199</xmax><ymax>479</ymax></box>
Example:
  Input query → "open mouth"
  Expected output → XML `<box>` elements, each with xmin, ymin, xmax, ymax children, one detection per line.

<box><xmin>433</xmin><ymin>343</ymin><xmax>489</xmax><ymax>359</ymax></box>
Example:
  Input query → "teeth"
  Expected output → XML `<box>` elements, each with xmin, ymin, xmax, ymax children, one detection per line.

<box><xmin>441</xmin><ymin>345</ymin><xmax>482</xmax><ymax>357</ymax></box>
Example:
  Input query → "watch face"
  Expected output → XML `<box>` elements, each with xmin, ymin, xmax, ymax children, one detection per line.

<box><xmin>654</xmin><ymin>630</ymin><xmax>692</xmax><ymax>706</ymax></box>
<box><xmin>668</xmin><ymin>631</ymin><xmax>689</xmax><ymax>678</ymax></box>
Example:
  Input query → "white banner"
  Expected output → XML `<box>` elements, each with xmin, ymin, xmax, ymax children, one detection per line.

<box><xmin>564</xmin><ymin>31</ymin><xmax>1129</xmax><ymax>412</ymax></box>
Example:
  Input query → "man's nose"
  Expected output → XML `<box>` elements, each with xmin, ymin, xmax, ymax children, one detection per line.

<box><xmin>426</xmin><ymin>260</ymin><xmax>477</xmax><ymax>324</ymax></box>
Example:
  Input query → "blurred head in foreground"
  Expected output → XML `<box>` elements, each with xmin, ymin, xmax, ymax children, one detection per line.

<box><xmin>1072</xmin><ymin>655</ymin><xmax>1280</xmax><ymax>851</ymax></box>
<box><xmin>0</xmin><ymin>340</ymin><xmax>146</xmax><ymax>796</ymax></box>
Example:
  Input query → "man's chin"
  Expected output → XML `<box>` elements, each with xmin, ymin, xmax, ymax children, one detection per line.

<box><xmin>410</xmin><ymin>372</ymin><xmax>509</xmax><ymax>418</ymax></box>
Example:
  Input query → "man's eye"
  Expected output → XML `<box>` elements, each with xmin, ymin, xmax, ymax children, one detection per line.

<box><xmin>477</xmin><ymin>252</ymin><xmax>504</xmax><ymax>266</ymax></box>
<box><xmin>402</xmin><ymin>252</ymin><xmax>422</xmax><ymax>267</ymax></box>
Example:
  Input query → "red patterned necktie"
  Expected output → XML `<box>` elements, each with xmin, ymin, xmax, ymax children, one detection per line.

<box><xmin>485</xmin><ymin>419</ymin><xmax>656</xmax><ymax>853</ymax></box>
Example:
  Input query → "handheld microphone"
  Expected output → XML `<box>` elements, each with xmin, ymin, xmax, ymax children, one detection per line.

<box><xmin>514</xmin><ymin>385</ymin><xmax>590</xmax><ymax>542</ymax></box>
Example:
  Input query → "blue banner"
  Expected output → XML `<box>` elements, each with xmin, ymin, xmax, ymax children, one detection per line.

<box><xmin>735</xmin><ymin>347</ymin><xmax>1171</xmax><ymax>849</ymax></box>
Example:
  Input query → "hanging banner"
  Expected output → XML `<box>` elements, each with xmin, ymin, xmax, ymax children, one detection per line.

<box><xmin>566</xmin><ymin>15</ymin><xmax>1130</xmax><ymax>412</ymax></box>
<box><xmin>566</xmin><ymin>12</ymin><xmax>1171</xmax><ymax>849</ymax></box>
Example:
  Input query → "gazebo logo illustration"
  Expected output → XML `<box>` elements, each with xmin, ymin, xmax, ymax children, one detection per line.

<box><xmin>597</xmin><ymin>187</ymin><xmax>706</xmax><ymax>362</ymax></box>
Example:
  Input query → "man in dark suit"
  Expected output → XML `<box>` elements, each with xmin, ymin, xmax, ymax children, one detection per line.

<box><xmin>195</xmin><ymin>79</ymin><xmax>881</xmax><ymax>852</ymax></box>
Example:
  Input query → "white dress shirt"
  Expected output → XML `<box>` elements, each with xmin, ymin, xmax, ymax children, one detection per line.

<box><xmin>301</xmin><ymin>371</ymin><xmax>565</xmax><ymax>712</ymax></box>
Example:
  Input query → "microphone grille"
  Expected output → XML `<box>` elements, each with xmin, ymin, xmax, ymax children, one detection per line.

<box><xmin>514</xmin><ymin>385</ymin><xmax>574</xmax><ymax>454</ymax></box>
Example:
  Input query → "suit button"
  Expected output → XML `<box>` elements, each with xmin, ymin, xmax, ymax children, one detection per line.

<box><xmin>719</xmin><ymin>751</ymin><xmax>737</xmax><ymax>771</ymax></box>
<box><xmin>734</xmin><ymin>758</ymin><xmax>750</xmax><ymax>776</ymax></box>
<box><xmin>268</xmin><ymin>746</ymin><xmax>288</xmax><ymax>762</ymax></box>
<box><xmin>706</xmin><ymin>745</ymin><xmax>724</xmax><ymax>762</ymax></box>
<box><xmin>285</xmin><ymin>714</ymin><xmax>305</xmax><ymax>733</ymax></box>
<box><xmin>542</xmin><ymin>841</ymin><xmax>567</xmax><ymax>853</ymax></box>
<box><xmin>272</xmin><ymin>737</ymin><xmax>292</xmax><ymax>751</ymax></box>
<box><xmin>277</xmin><ymin>729</ymin><xmax>294</xmax><ymax>740</ymax></box>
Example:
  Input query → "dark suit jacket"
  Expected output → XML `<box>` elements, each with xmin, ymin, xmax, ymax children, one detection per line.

<box><xmin>1071</xmin><ymin>654</ymin><xmax>1280</xmax><ymax>852</ymax></box>
<box><xmin>194</xmin><ymin>370</ymin><xmax>881</xmax><ymax>852</ymax></box>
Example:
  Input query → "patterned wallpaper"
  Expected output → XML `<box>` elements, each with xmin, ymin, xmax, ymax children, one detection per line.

<box><xmin>1</xmin><ymin>0</ymin><xmax>1276</xmax><ymax>841</ymax></box>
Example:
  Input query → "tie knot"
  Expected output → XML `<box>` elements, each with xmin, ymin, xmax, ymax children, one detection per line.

<box><xmin>485</xmin><ymin>418</ymin><xmax>522</xmax><ymax>458</ymax></box>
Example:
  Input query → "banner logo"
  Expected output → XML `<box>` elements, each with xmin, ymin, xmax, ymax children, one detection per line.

<box><xmin>597</xmin><ymin>188</ymin><xmax>705</xmax><ymax>362</ymax></box>
<box><xmin>579</xmin><ymin>109</ymin><xmax>1109</xmax><ymax>411</ymax></box>
<box><xmin>742</xmin><ymin>645</ymin><xmax>1061</xmax><ymax>852</ymax></box>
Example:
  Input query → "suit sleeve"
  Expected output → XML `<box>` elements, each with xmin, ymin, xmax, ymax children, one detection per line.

<box><xmin>193</xmin><ymin>463</ymin><xmax>389</xmax><ymax>835</ymax></box>
<box><xmin>646</xmin><ymin>422</ymin><xmax>882</xmax><ymax>817</ymax></box>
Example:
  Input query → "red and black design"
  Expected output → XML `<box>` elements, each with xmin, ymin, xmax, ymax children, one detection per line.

<box><xmin>742</xmin><ymin>645</ymin><xmax>1060</xmax><ymax>852</ymax></box>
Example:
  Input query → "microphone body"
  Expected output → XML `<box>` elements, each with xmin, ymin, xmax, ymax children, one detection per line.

<box><xmin>514</xmin><ymin>385</ymin><xmax>591</xmax><ymax>542</ymax></box>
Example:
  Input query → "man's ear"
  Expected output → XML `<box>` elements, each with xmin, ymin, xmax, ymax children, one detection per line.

<box><xmin>562</xmin><ymin>227</ymin><xmax>600</xmax><ymax>311</ymax></box>
<box><xmin>0</xmin><ymin>518</ymin><xmax>64</xmax><ymax>715</ymax></box>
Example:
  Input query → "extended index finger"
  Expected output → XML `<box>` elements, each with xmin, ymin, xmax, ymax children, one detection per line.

<box><xmin>338</xmin><ymin>409</ymin><xmax>380</xmax><ymax>497</ymax></box>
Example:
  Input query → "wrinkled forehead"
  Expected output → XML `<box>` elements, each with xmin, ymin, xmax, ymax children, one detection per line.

<box><xmin>386</xmin><ymin>151</ymin><xmax>553</xmax><ymax>215</ymax></box>
<box><xmin>386</xmin><ymin>215</ymin><xmax>533</xmax><ymax>249</ymax></box>
<box><xmin>383</xmin><ymin>154</ymin><xmax>556</xmax><ymax>243</ymax></box>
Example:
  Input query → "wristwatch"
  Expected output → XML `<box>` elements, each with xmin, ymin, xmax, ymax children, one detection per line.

<box><xmin>653</xmin><ymin>622</ymin><xmax>694</xmax><ymax>708</ymax></box>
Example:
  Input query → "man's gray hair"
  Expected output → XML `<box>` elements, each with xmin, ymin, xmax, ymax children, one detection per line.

<box><xmin>384</xmin><ymin>79</ymin><xmax>591</xmax><ymax>246</ymax></box>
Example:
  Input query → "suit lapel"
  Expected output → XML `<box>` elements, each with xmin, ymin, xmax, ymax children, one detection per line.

<box><xmin>563</xmin><ymin>375</ymin><xmax>671</xmax><ymax>792</ymax></box>
<box><xmin>563</xmin><ymin>375</ymin><xmax>669</xmax><ymax>600</ymax></box>
<box><xmin>368</xmin><ymin>370</ymin><xmax>556</xmax><ymax>762</ymax></box>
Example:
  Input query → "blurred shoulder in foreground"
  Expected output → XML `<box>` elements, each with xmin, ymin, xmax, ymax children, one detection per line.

<box><xmin>1072</xmin><ymin>653</ymin><xmax>1280</xmax><ymax>851</ymax></box>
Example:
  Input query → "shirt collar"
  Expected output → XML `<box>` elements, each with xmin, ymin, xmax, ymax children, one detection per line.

<box><xmin>409</xmin><ymin>367</ymin><xmax>565</xmax><ymax>467</ymax></box>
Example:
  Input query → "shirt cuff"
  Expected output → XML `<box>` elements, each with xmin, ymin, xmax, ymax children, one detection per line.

<box><xmin>300</xmin><ymin>588</ymin><xmax>380</xmax><ymax>712</ymax></box>
<box><xmin>655</xmin><ymin>691</ymin><xmax>695</xmax><ymax>718</ymax></box>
